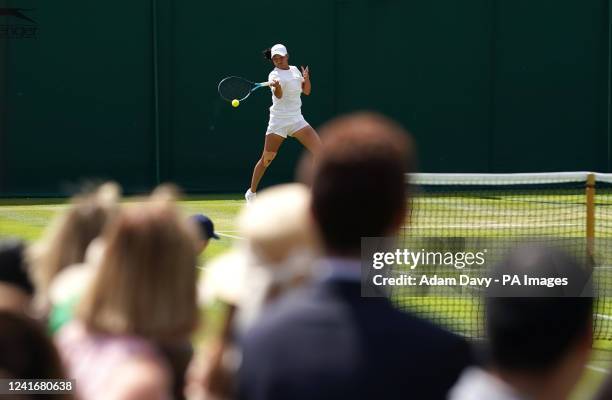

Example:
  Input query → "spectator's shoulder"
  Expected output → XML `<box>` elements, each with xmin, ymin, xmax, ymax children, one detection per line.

<box><xmin>107</xmin><ymin>357</ymin><xmax>171</xmax><ymax>400</ymax></box>
<box><xmin>243</xmin><ymin>285</ymin><xmax>317</xmax><ymax>343</ymax></box>
<box><xmin>390</xmin><ymin>307</ymin><xmax>474</xmax><ymax>361</ymax></box>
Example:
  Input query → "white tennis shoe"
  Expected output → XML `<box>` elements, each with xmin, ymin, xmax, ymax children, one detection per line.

<box><xmin>245</xmin><ymin>188</ymin><xmax>257</xmax><ymax>205</ymax></box>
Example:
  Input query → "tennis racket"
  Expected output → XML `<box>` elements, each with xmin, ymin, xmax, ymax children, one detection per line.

<box><xmin>217</xmin><ymin>76</ymin><xmax>273</xmax><ymax>102</ymax></box>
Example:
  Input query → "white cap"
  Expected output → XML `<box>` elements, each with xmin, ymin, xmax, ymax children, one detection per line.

<box><xmin>271</xmin><ymin>44</ymin><xmax>288</xmax><ymax>57</ymax></box>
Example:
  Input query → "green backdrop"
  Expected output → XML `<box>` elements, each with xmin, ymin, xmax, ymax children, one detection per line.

<box><xmin>1</xmin><ymin>0</ymin><xmax>611</xmax><ymax>196</ymax></box>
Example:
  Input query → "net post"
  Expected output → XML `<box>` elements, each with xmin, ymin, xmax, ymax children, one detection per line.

<box><xmin>586</xmin><ymin>173</ymin><xmax>596</xmax><ymax>265</ymax></box>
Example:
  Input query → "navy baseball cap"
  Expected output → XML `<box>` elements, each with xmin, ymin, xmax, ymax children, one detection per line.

<box><xmin>191</xmin><ymin>214</ymin><xmax>220</xmax><ymax>240</ymax></box>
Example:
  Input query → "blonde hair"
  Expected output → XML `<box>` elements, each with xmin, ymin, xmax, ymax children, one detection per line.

<box><xmin>77</xmin><ymin>195</ymin><xmax>199</xmax><ymax>341</ymax></box>
<box><xmin>28</xmin><ymin>182</ymin><xmax>120</xmax><ymax>310</ymax></box>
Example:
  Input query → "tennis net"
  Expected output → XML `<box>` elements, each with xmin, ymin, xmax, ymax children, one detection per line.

<box><xmin>393</xmin><ymin>172</ymin><xmax>612</xmax><ymax>340</ymax></box>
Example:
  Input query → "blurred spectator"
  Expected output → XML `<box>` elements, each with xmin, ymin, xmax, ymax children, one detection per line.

<box><xmin>238</xmin><ymin>112</ymin><xmax>473</xmax><ymax>400</ymax></box>
<box><xmin>0</xmin><ymin>239</ymin><xmax>33</xmax><ymax>314</ymax></box>
<box><xmin>190</xmin><ymin>214</ymin><xmax>220</xmax><ymax>255</ymax></box>
<box><xmin>449</xmin><ymin>245</ymin><xmax>593</xmax><ymax>400</ymax></box>
<box><xmin>189</xmin><ymin>183</ymin><xmax>319</xmax><ymax>400</ymax></box>
<box><xmin>28</xmin><ymin>182</ymin><xmax>120</xmax><ymax>314</ymax></box>
<box><xmin>46</xmin><ymin>238</ymin><xmax>105</xmax><ymax>333</ymax></box>
<box><xmin>595</xmin><ymin>373</ymin><xmax>612</xmax><ymax>399</ymax></box>
<box><xmin>0</xmin><ymin>311</ymin><xmax>71</xmax><ymax>399</ymax></box>
<box><xmin>235</xmin><ymin>182</ymin><xmax>319</xmax><ymax>329</ymax></box>
<box><xmin>55</xmin><ymin>193</ymin><xmax>199</xmax><ymax>400</ymax></box>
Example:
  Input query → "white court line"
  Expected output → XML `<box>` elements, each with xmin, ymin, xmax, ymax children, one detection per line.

<box><xmin>587</xmin><ymin>365</ymin><xmax>610</xmax><ymax>374</ymax></box>
<box><xmin>595</xmin><ymin>313</ymin><xmax>612</xmax><ymax>321</ymax></box>
<box><xmin>216</xmin><ymin>232</ymin><xmax>244</xmax><ymax>240</ymax></box>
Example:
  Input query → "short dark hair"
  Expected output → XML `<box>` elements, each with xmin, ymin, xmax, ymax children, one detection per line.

<box><xmin>0</xmin><ymin>312</ymin><xmax>66</xmax><ymax>379</ymax></box>
<box><xmin>311</xmin><ymin>112</ymin><xmax>414</xmax><ymax>255</ymax></box>
<box><xmin>0</xmin><ymin>239</ymin><xmax>33</xmax><ymax>295</ymax></box>
<box><xmin>485</xmin><ymin>245</ymin><xmax>593</xmax><ymax>372</ymax></box>
<box><xmin>262</xmin><ymin>47</ymin><xmax>272</xmax><ymax>61</ymax></box>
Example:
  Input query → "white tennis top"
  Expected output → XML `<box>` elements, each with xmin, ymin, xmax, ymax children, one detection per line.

<box><xmin>268</xmin><ymin>66</ymin><xmax>304</xmax><ymax>118</ymax></box>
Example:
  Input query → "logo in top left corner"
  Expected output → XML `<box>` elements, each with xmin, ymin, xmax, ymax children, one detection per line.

<box><xmin>0</xmin><ymin>8</ymin><xmax>38</xmax><ymax>39</ymax></box>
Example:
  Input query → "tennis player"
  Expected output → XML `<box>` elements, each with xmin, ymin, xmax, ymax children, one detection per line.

<box><xmin>245</xmin><ymin>44</ymin><xmax>321</xmax><ymax>204</ymax></box>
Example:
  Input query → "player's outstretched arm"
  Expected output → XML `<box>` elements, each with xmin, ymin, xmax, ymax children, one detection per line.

<box><xmin>301</xmin><ymin>66</ymin><xmax>311</xmax><ymax>95</ymax></box>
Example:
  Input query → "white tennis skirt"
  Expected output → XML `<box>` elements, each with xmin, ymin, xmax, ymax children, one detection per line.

<box><xmin>266</xmin><ymin>115</ymin><xmax>310</xmax><ymax>138</ymax></box>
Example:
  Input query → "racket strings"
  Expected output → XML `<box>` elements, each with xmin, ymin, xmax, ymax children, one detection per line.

<box><xmin>218</xmin><ymin>77</ymin><xmax>254</xmax><ymax>101</ymax></box>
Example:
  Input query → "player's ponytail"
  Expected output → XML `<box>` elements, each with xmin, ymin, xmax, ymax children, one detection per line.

<box><xmin>262</xmin><ymin>48</ymin><xmax>272</xmax><ymax>61</ymax></box>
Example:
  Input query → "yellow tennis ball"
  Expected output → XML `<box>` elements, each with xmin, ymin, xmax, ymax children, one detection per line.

<box><xmin>232</xmin><ymin>99</ymin><xmax>239</xmax><ymax>107</ymax></box>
